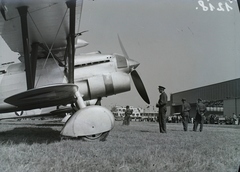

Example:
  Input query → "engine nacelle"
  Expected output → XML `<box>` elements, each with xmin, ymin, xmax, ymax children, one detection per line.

<box><xmin>84</xmin><ymin>99</ymin><xmax>98</xmax><ymax>106</ymax></box>
<box><xmin>76</xmin><ymin>72</ymin><xmax>131</xmax><ymax>100</ymax></box>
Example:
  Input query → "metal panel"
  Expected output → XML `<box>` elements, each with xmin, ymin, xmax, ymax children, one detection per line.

<box><xmin>223</xmin><ymin>99</ymin><xmax>235</xmax><ymax>117</ymax></box>
<box><xmin>172</xmin><ymin>78</ymin><xmax>240</xmax><ymax>105</ymax></box>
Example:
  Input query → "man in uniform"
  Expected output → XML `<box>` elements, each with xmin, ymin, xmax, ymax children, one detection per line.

<box><xmin>232</xmin><ymin>113</ymin><xmax>237</xmax><ymax>125</ymax></box>
<box><xmin>238</xmin><ymin>114</ymin><xmax>240</xmax><ymax>125</ymax></box>
<box><xmin>181</xmin><ymin>98</ymin><xmax>191</xmax><ymax>131</ymax></box>
<box><xmin>156</xmin><ymin>86</ymin><xmax>168</xmax><ymax>133</ymax></box>
<box><xmin>123</xmin><ymin>105</ymin><xmax>132</xmax><ymax>125</ymax></box>
<box><xmin>193</xmin><ymin>98</ymin><xmax>207</xmax><ymax>132</ymax></box>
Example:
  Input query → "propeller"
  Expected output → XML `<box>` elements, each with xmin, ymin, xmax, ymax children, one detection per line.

<box><xmin>131</xmin><ymin>70</ymin><xmax>150</xmax><ymax>104</ymax></box>
<box><xmin>118</xmin><ymin>35</ymin><xmax>130</xmax><ymax>59</ymax></box>
<box><xmin>238</xmin><ymin>0</ymin><xmax>240</xmax><ymax>12</ymax></box>
<box><xmin>75</xmin><ymin>30</ymin><xmax>89</xmax><ymax>37</ymax></box>
<box><xmin>118</xmin><ymin>35</ymin><xmax>150</xmax><ymax>104</ymax></box>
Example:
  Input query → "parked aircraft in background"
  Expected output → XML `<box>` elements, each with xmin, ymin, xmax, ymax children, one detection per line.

<box><xmin>0</xmin><ymin>0</ymin><xmax>149</xmax><ymax>141</ymax></box>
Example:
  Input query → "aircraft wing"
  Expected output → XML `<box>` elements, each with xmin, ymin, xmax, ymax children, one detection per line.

<box><xmin>0</xmin><ymin>106</ymin><xmax>72</xmax><ymax>120</ymax></box>
<box><xmin>0</xmin><ymin>0</ymin><xmax>83</xmax><ymax>55</ymax></box>
<box><xmin>0</xmin><ymin>0</ymin><xmax>84</xmax><ymax>114</ymax></box>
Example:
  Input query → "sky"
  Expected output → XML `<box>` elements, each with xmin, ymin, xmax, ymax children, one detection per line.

<box><xmin>1</xmin><ymin>0</ymin><xmax>240</xmax><ymax>109</ymax></box>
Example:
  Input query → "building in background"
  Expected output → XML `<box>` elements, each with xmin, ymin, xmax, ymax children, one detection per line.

<box><xmin>141</xmin><ymin>106</ymin><xmax>158</xmax><ymax>122</ymax></box>
<box><xmin>170</xmin><ymin>78</ymin><xmax>240</xmax><ymax>124</ymax></box>
<box><xmin>112</xmin><ymin>106</ymin><xmax>143</xmax><ymax>121</ymax></box>
<box><xmin>111</xmin><ymin>105</ymin><xmax>161</xmax><ymax>122</ymax></box>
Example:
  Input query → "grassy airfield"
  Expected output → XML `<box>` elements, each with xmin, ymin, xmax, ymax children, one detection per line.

<box><xmin>0</xmin><ymin>120</ymin><xmax>239</xmax><ymax>172</ymax></box>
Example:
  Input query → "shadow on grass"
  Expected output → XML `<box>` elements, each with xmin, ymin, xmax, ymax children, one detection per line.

<box><xmin>139</xmin><ymin>130</ymin><xmax>151</xmax><ymax>133</ymax></box>
<box><xmin>0</xmin><ymin>127</ymin><xmax>61</xmax><ymax>145</ymax></box>
<box><xmin>36</xmin><ymin>124</ymin><xmax>64</xmax><ymax>127</ymax></box>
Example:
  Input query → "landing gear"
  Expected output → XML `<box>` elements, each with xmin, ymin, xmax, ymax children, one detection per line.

<box><xmin>60</xmin><ymin>90</ymin><xmax>114</xmax><ymax>141</ymax></box>
<box><xmin>60</xmin><ymin>105</ymin><xmax>114</xmax><ymax>140</ymax></box>
<box><xmin>81</xmin><ymin>131</ymin><xmax>109</xmax><ymax>142</ymax></box>
<box><xmin>60</xmin><ymin>131</ymin><xmax>109</xmax><ymax>142</ymax></box>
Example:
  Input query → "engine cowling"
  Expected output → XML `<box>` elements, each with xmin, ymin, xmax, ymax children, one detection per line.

<box><xmin>75</xmin><ymin>72</ymin><xmax>131</xmax><ymax>100</ymax></box>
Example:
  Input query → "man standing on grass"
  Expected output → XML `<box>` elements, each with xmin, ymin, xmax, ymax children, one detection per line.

<box><xmin>238</xmin><ymin>114</ymin><xmax>240</xmax><ymax>125</ymax></box>
<box><xmin>193</xmin><ymin>98</ymin><xmax>206</xmax><ymax>132</ymax></box>
<box><xmin>181</xmin><ymin>98</ymin><xmax>191</xmax><ymax>131</ymax></box>
<box><xmin>123</xmin><ymin>105</ymin><xmax>132</xmax><ymax>125</ymax></box>
<box><xmin>156</xmin><ymin>85</ymin><xmax>168</xmax><ymax>133</ymax></box>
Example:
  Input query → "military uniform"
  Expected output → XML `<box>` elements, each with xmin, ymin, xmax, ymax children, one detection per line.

<box><xmin>181</xmin><ymin>99</ymin><xmax>191</xmax><ymax>131</ymax></box>
<box><xmin>238</xmin><ymin>115</ymin><xmax>240</xmax><ymax>125</ymax></box>
<box><xmin>123</xmin><ymin>106</ymin><xmax>132</xmax><ymax>125</ymax></box>
<box><xmin>157</xmin><ymin>86</ymin><xmax>168</xmax><ymax>133</ymax></box>
<box><xmin>193</xmin><ymin>99</ymin><xmax>206</xmax><ymax>132</ymax></box>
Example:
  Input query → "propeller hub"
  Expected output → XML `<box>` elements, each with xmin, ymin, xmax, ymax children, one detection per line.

<box><xmin>128</xmin><ymin>59</ymin><xmax>140</xmax><ymax>70</ymax></box>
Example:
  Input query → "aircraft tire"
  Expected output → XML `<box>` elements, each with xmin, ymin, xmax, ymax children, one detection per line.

<box><xmin>81</xmin><ymin>131</ymin><xmax>109</xmax><ymax>142</ymax></box>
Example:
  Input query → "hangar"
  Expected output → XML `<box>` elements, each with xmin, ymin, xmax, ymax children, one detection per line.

<box><xmin>170</xmin><ymin>78</ymin><xmax>240</xmax><ymax>119</ymax></box>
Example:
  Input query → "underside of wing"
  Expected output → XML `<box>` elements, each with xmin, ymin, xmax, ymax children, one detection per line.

<box><xmin>0</xmin><ymin>106</ymin><xmax>73</xmax><ymax>120</ymax></box>
<box><xmin>4</xmin><ymin>84</ymin><xmax>78</xmax><ymax>111</ymax></box>
<box><xmin>0</xmin><ymin>0</ymin><xmax>83</xmax><ymax>90</ymax></box>
<box><xmin>0</xmin><ymin>0</ymin><xmax>83</xmax><ymax>55</ymax></box>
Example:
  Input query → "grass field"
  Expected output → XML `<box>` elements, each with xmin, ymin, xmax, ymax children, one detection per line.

<box><xmin>0</xmin><ymin>120</ymin><xmax>239</xmax><ymax>172</ymax></box>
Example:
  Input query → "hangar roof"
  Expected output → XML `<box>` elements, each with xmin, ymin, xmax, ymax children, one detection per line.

<box><xmin>171</xmin><ymin>78</ymin><xmax>240</xmax><ymax>105</ymax></box>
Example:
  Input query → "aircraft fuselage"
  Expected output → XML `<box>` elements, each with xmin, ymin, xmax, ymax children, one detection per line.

<box><xmin>0</xmin><ymin>52</ymin><xmax>139</xmax><ymax>112</ymax></box>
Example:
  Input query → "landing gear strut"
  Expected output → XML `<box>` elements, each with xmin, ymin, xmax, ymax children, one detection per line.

<box><xmin>60</xmin><ymin>91</ymin><xmax>114</xmax><ymax>141</ymax></box>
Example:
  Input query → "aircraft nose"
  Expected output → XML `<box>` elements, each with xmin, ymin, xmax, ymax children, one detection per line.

<box><xmin>128</xmin><ymin>59</ymin><xmax>140</xmax><ymax>70</ymax></box>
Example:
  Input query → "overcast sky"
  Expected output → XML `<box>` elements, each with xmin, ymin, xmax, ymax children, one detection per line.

<box><xmin>1</xmin><ymin>0</ymin><xmax>240</xmax><ymax>109</ymax></box>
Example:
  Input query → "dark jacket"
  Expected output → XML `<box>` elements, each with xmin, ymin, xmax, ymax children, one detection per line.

<box><xmin>197</xmin><ymin>102</ymin><xmax>206</xmax><ymax>116</ymax></box>
<box><xmin>157</xmin><ymin>91</ymin><xmax>167</xmax><ymax>110</ymax></box>
<box><xmin>125</xmin><ymin>108</ymin><xmax>132</xmax><ymax>118</ymax></box>
<box><xmin>182</xmin><ymin>101</ymin><xmax>191</xmax><ymax>116</ymax></box>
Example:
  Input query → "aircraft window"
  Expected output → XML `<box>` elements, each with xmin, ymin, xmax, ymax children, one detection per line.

<box><xmin>115</xmin><ymin>54</ymin><xmax>127</xmax><ymax>68</ymax></box>
<box><xmin>0</xmin><ymin>70</ymin><xmax>6</xmax><ymax>74</ymax></box>
<box><xmin>74</xmin><ymin>60</ymin><xmax>110</xmax><ymax>68</ymax></box>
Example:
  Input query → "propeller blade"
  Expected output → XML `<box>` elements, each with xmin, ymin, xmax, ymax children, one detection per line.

<box><xmin>238</xmin><ymin>0</ymin><xmax>240</xmax><ymax>12</ymax></box>
<box><xmin>131</xmin><ymin>70</ymin><xmax>150</xmax><ymax>104</ymax></box>
<box><xmin>118</xmin><ymin>35</ymin><xmax>130</xmax><ymax>59</ymax></box>
<box><xmin>117</xmin><ymin>35</ymin><xmax>150</xmax><ymax>104</ymax></box>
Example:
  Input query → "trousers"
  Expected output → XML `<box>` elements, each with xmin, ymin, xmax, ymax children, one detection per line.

<box><xmin>193</xmin><ymin>113</ymin><xmax>204</xmax><ymax>132</ymax></box>
<box><xmin>182</xmin><ymin>112</ymin><xmax>189</xmax><ymax>131</ymax></box>
<box><xmin>158</xmin><ymin>108</ymin><xmax>167</xmax><ymax>133</ymax></box>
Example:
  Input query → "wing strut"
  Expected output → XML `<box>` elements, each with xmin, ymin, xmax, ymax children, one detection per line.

<box><xmin>238</xmin><ymin>0</ymin><xmax>240</xmax><ymax>12</ymax></box>
<box><xmin>31</xmin><ymin>43</ymin><xmax>39</xmax><ymax>86</ymax></box>
<box><xmin>37</xmin><ymin>43</ymin><xmax>65</xmax><ymax>67</ymax></box>
<box><xmin>66</xmin><ymin>0</ymin><xmax>76</xmax><ymax>84</ymax></box>
<box><xmin>17</xmin><ymin>6</ymin><xmax>34</xmax><ymax>90</ymax></box>
<box><xmin>0</xmin><ymin>5</ymin><xmax>7</xmax><ymax>21</ymax></box>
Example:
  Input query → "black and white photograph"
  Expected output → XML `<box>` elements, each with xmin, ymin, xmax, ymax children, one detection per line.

<box><xmin>0</xmin><ymin>0</ymin><xmax>240</xmax><ymax>171</ymax></box>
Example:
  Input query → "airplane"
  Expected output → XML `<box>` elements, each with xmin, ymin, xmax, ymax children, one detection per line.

<box><xmin>0</xmin><ymin>0</ymin><xmax>150</xmax><ymax>141</ymax></box>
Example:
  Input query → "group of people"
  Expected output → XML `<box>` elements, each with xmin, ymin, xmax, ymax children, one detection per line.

<box><xmin>157</xmin><ymin>85</ymin><xmax>206</xmax><ymax>133</ymax></box>
<box><xmin>122</xmin><ymin>85</ymin><xmax>207</xmax><ymax>132</ymax></box>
